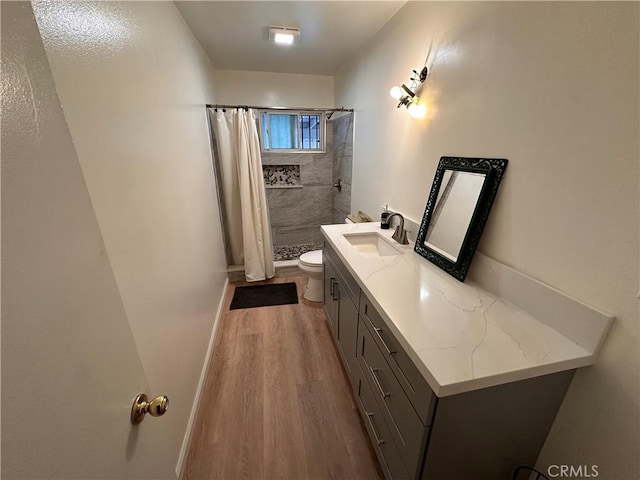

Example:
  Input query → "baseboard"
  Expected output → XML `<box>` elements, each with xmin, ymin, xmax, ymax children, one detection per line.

<box><xmin>175</xmin><ymin>277</ymin><xmax>229</xmax><ymax>479</ymax></box>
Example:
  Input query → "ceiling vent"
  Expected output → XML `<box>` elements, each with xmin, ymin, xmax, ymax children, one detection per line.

<box><xmin>268</xmin><ymin>26</ymin><xmax>301</xmax><ymax>46</ymax></box>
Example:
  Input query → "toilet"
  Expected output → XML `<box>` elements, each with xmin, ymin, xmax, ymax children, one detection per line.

<box><xmin>298</xmin><ymin>219</ymin><xmax>354</xmax><ymax>302</ymax></box>
<box><xmin>298</xmin><ymin>249</ymin><xmax>323</xmax><ymax>302</ymax></box>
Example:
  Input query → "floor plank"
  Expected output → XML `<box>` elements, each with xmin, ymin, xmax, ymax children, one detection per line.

<box><xmin>184</xmin><ymin>274</ymin><xmax>382</xmax><ymax>480</ymax></box>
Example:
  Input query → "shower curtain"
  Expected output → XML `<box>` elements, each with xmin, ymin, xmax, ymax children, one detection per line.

<box><xmin>210</xmin><ymin>108</ymin><xmax>275</xmax><ymax>281</ymax></box>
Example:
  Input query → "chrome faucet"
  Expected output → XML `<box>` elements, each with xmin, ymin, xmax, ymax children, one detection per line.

<box><xmin>386</xmin><ymin>213</ymin><xmax>409</xmax><ymax>245</ymax></box>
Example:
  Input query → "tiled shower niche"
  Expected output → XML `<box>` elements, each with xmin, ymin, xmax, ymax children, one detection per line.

<box><xmin>262</xmin><ymin>164</ymin><xmax>301</xmax><ymax>188</ymax></box>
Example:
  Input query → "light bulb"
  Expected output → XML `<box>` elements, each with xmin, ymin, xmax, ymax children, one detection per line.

<box><xmin>407</xmin><ymin>101</ymin><xmax>427</xmax><ymax>119</ymax></box>
<box><xmin>389</xmin><ymin>86</ymin><xmax>403</xmax><ymax>99</ymax></box>
<box><xmin>274</xmin><ymin>33</ymin><xmax>295</xmax><ymax>45</ymax></box>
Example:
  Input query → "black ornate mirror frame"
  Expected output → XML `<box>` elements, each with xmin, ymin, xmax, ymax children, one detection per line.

<box><xmin>414</xmin><ymin>156</ymin><xmax>508</xmax><ymax>282</ymax></box>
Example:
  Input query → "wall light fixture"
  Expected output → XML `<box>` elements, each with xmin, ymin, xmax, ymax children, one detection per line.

<box><xmin>390</xmin><ymin>66</ymin><xmax>428</xmax><ymax>118</ymax></box>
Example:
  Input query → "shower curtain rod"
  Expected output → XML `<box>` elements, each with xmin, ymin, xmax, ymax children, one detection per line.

<box><xmin>206</xmin><ymin>104</ymin><xmax>353</xmax><ymax>113</ymax></box>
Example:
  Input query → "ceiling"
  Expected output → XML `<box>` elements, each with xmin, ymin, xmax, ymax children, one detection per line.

<box><xmin>175</xmin><ymin>1</ymin><xmax>405</xmax><ymax>75</ymax></box>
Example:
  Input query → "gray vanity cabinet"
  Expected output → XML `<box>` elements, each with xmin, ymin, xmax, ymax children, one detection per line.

<box><xmin>357</xmin><ymin>289</ymin><xmax>575</xmax><ymax>480</ymax></box>
<box><xmin>323</xmin><ymin>243</ymin><xmax>360</xmax><ymax>390</ymax></box>
<box><xmin>323</xmin><ymin>241</ymin><xmax>577</xmax><ymax>480</ymax></box>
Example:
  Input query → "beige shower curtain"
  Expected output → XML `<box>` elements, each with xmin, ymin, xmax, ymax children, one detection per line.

<box><xmin>211</xmin><ymin>108</ymin><xmax>275</xmax><ymax>281</ymax></box>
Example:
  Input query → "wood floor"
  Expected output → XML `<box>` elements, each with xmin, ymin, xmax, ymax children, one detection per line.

<box><xmin>183</xmin><ymin>274</ymin><xmax>383</xmax><ymax>480</ymax></box>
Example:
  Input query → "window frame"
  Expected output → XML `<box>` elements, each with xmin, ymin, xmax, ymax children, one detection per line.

<box><xmin>258</xmin><ymin>110</ymin><xmax>326</xmax><ymax>153</ymax></box>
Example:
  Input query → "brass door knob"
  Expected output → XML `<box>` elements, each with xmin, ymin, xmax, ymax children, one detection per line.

<box><xmin>131</xmin><ymin>393</ymin><xmax>169</xmax><ymax>425</ymax></box>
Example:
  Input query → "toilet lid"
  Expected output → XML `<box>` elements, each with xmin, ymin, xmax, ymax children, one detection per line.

<box><xmin>299</xmin><ymin>249</ymin><xmax>323</xmax><ymax>267</ymax></box>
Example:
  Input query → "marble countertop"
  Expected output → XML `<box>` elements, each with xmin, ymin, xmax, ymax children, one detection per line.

<box><xmin>321</xmin><ymin>222</ymin><xmax>606</xmax><ymax>397</ymax></box>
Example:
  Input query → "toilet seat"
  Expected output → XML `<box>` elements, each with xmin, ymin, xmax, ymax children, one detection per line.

<box><xmin>299</xmin><ymin>250</ymin><xmax>322</xmax><ymax>268</ymax></box>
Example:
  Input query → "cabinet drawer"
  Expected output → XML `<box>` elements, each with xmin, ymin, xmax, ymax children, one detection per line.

<box><xmin>359</xmin><ymin>320</ymin><xmax>426</xmax><ymax>474</ymax></box>
<box><xmin>323</xmin><ymin>242</ymin><xmax>359</xmax><ymax>305</ymax></box>
<box><xmin>360</xmin><ymin>293</ymin><xmax>435</xmax><ymax>425</ymax></box>
<box><xmin>356</xmin><ymin>377</ymin><xmax>410</xmax><ymax>480</ymax></box>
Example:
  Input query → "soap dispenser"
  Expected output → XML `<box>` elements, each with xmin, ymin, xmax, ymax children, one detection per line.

<box><xmin>381</xmin><ymin>205</ymin><xmax>391</xmax><ymax>230</ymax></box>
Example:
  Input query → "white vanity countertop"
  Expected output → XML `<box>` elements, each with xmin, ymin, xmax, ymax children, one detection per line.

<box><xmin>321</xmin><ymin>222</ymin><xmax>604</xmax><ymax>397</ymax></box>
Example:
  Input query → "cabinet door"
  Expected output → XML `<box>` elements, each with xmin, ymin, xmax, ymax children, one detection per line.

<box><xmin>323</xmin><ymin>257</ymin><xmax>338</xmax><ymax>334</ymax></box>
<box><xmin>337</xmin><ymin>290</ymin><xmax>359</xmax><ymax>389</ymax></box>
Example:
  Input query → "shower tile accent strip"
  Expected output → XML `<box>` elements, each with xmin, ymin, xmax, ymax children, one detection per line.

<box><xmin>273</xmin><ymin>243</ymin><xmax>323</xmax><ymax>262</ymax></box>
<box><xmin>263</xmin><ymin>164</ymin><xmax>301</xmax><ymax>188</ymax></box>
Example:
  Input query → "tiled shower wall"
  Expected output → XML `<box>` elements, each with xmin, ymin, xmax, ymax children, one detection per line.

<box><xmin>263</xmin><ymin>127</ymin><xmax>334</xmax><ymax>246</ymax></box>
<box><xmin>331</xmin><ymin>113</ymin><xmax>354</xmax><ymax>224</ymax></box>
<box><xmin>263</xmin><ymin>112</ymin><xmax>354</xmax><ymax>248</ymax></box>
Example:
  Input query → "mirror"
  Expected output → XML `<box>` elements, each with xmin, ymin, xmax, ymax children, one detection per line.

<box><xmin>414</xmin><ymin>157</ymin><xmax>508</xmax><ymax>281</ymax></box>
<box><xmin>425</xmin><ymin>170</ymin><xmax>487</xmax><ymax>262</ymax></box>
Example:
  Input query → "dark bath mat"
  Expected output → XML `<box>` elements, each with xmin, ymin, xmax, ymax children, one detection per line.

<box><xmin>230</xmin><ymin>282</ymin><xmax>299</xmax><ymax>310</ymax></box>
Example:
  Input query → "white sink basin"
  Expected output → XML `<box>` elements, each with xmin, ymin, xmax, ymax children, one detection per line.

<box><xmin>343</xmin><ymin>232</ymin><xmax>403</xmax><ymax>257</ymax></box>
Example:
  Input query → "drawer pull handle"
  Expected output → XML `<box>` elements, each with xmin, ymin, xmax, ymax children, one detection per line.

<box><xmin>373</xmin><ymin>327</ymin><xmax>396</xmax><ymax>355</ymax></box>
<box><xmin>366</xmin><ymin>412</ymin><xmax>385</xmax><ymax>446</ymax></box>
<box><xmin>331</xmin><ymin>278</ymin><xmax>339</xmax><ymax>301</ymax></box>
<box><xmin>369</xmin><ymin>367</ymin><xmax>390</xmax><ymax>399</ymax></box>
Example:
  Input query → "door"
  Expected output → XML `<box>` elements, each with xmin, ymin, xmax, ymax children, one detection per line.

<box><xmin>2</xmin><ymin>4</ymin><xmax>163</xmax><ymax>478</ymax></box>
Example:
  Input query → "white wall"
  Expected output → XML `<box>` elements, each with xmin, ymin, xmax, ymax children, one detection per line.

<box><xmin>213</xmin><ymin>69</ymin><xmax>334</xmax><ymax>107</ymax></box>
<box><xmin>335</xmin><ymin>2</ymin><xmax>639</xmax><ymax>478</ymax></box>
<box><xmin>31</xmin><ymin>0</ymin><xmax>228</xmax><ymax>474</ymax></box>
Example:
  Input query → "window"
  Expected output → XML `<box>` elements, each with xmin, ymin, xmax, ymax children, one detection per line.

<box><xmin>259</xmin><ymin>111</ymin><xmax>325</xmax><ymax>152</ymax></box>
